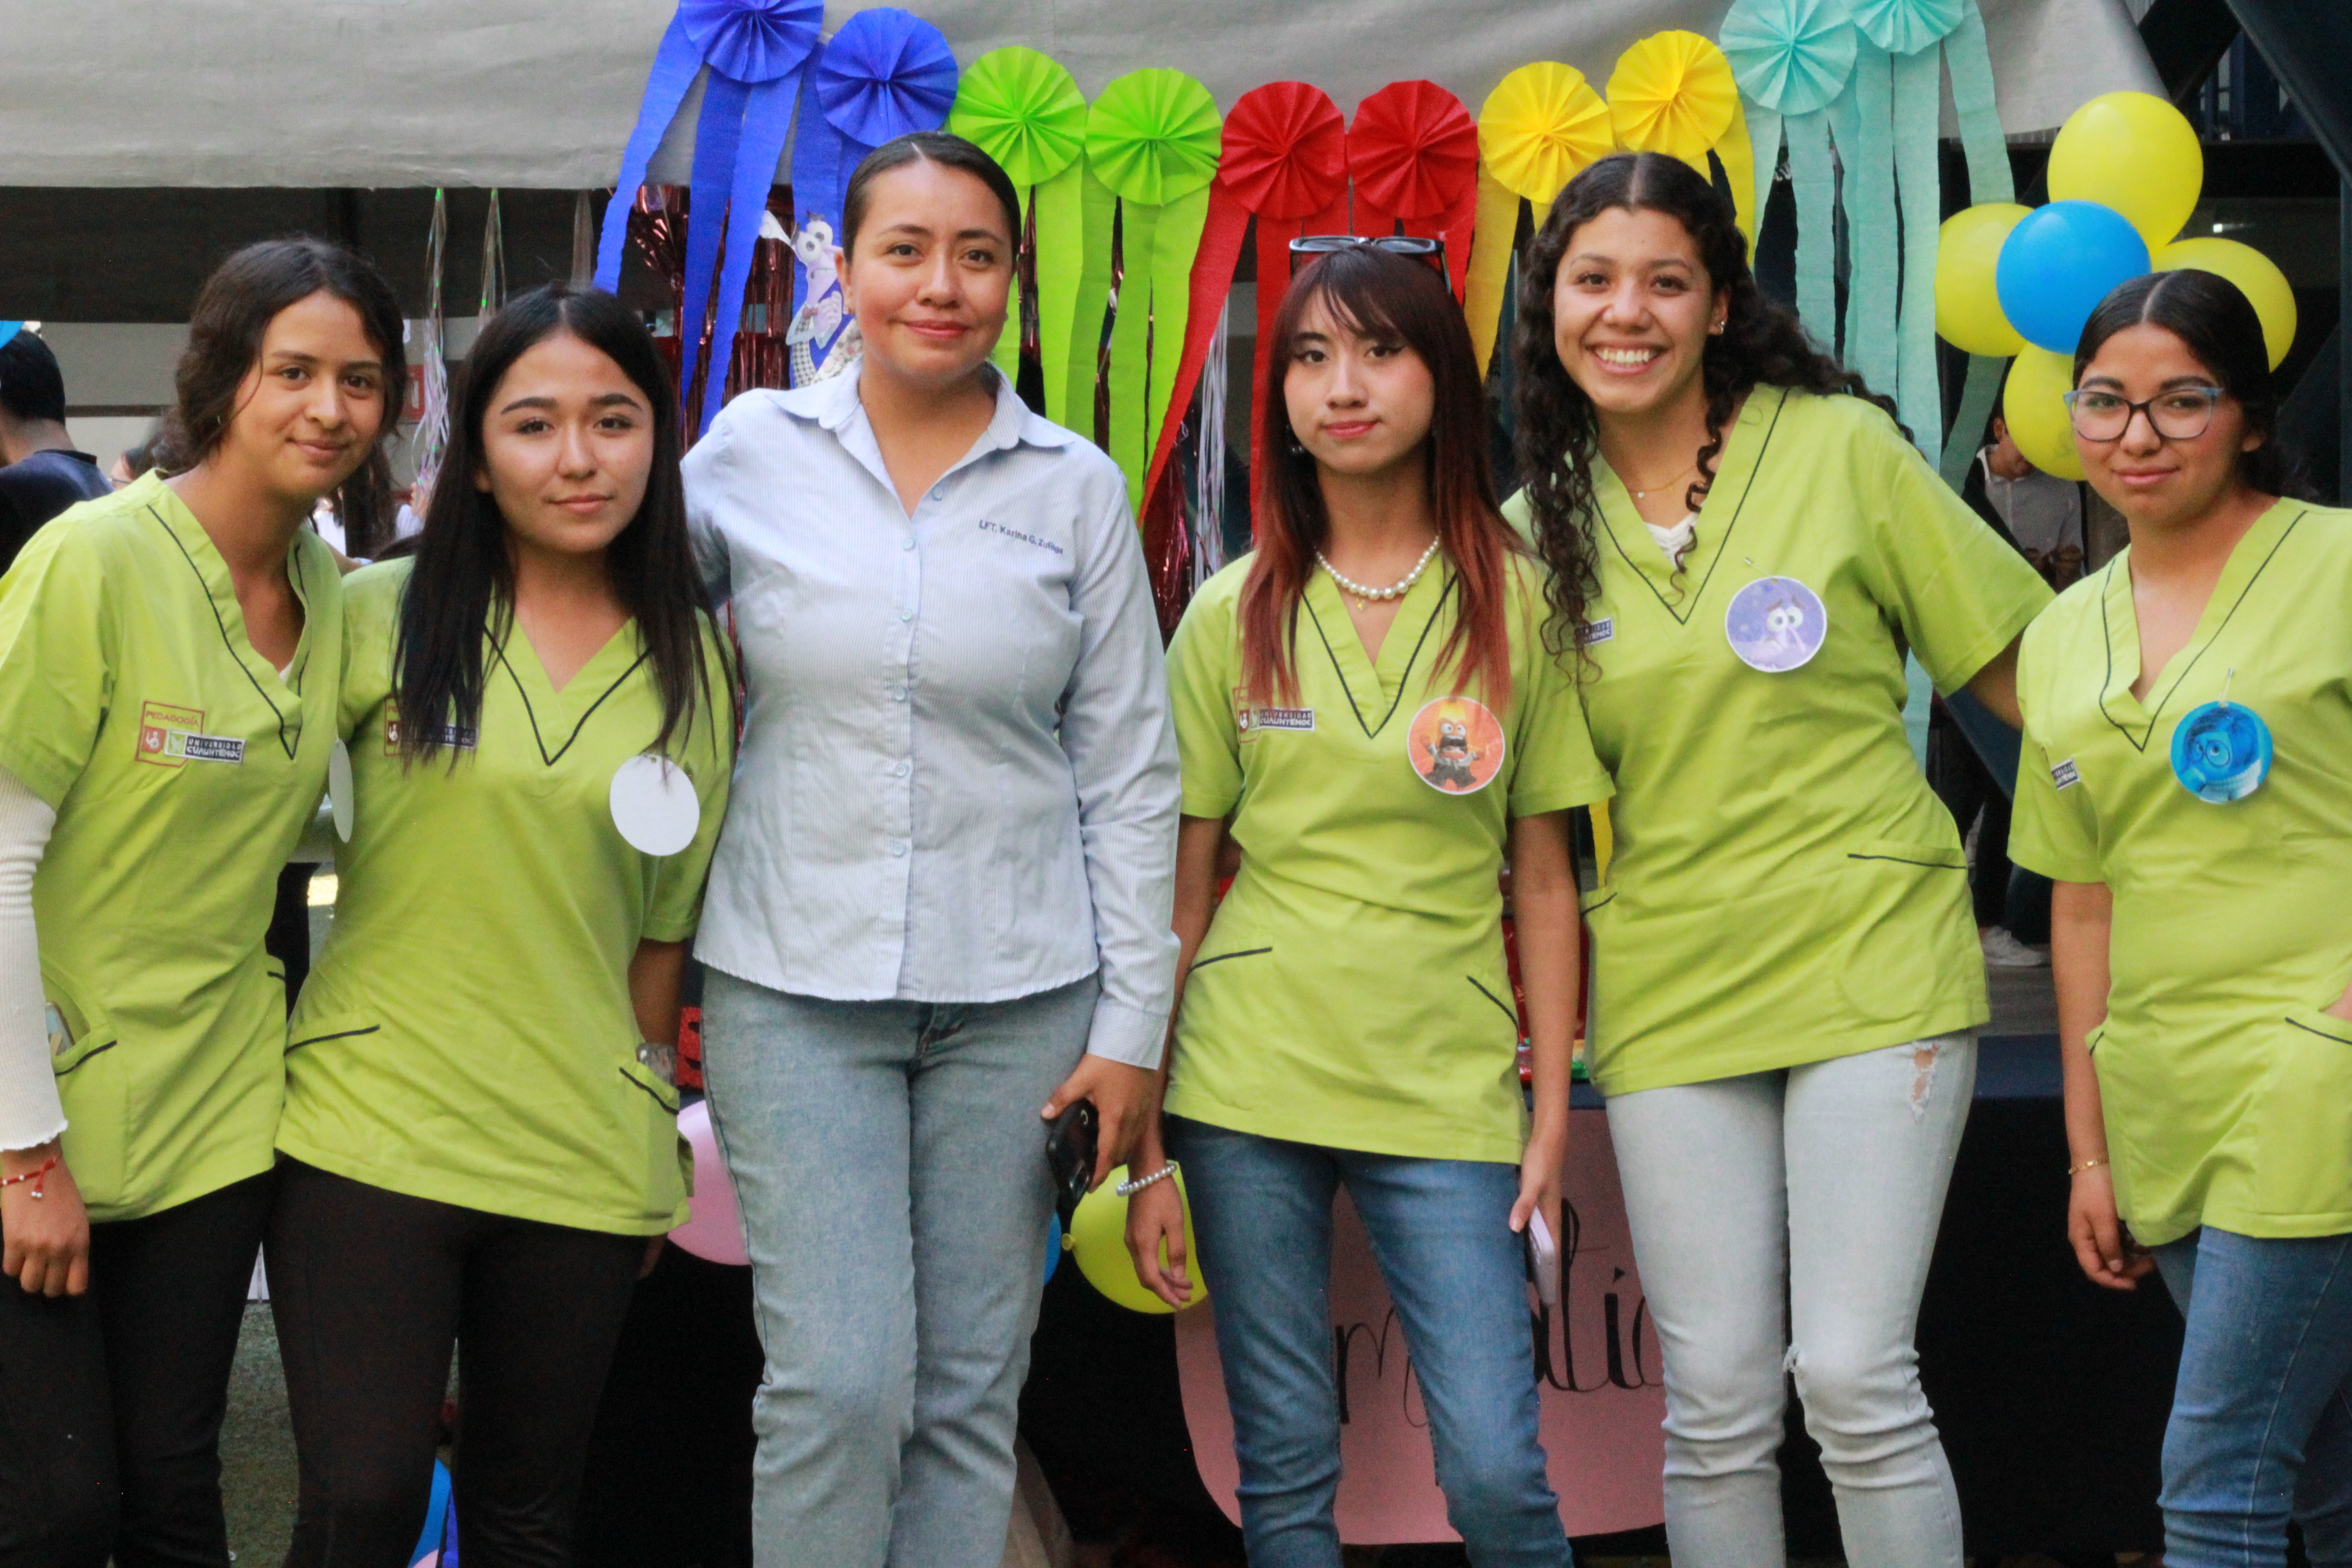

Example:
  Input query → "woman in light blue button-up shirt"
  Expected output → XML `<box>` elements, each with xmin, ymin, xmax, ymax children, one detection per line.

<box><xmin>681</xmin><ymin>132</ymin><xmax>1180</xmax><ymax>1568</ymax></box>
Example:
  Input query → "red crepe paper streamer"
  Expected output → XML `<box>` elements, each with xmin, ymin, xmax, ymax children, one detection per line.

<box><xmin>1142</xmin><ymin>81</ymin><xmax>1351</xmax><ymax>527</ymax></box>
<box><xmin>1346</xmin><ymin>80</ymin><xmax>1480</xmax><ymax>302</ymax></box>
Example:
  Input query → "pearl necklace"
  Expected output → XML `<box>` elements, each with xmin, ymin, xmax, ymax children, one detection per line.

<box><xmin>1317</xmin><ymin>538</ymin><xmax>1440</xmax><ymax>609</ymax></box>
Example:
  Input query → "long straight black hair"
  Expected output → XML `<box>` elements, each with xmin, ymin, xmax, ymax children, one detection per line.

<box><xmin>394</xmin><ymin>282</ymin><xmax>712</xmax><ymax>761</ymax></box>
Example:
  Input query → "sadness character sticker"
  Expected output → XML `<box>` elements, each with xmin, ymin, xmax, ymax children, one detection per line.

<box><xmin>1409</xmin><ymin>697</ymin><xmax>1505</xmax><ymax>795</ymax></box>
<box><xmin>1724</xmin><ymin>576</ymin><xmax>1828</xmax><ymax>672</ymax></box>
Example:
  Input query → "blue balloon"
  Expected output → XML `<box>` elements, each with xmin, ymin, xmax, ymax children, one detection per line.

<box><xmin>1044</xmin><ymin>1217</ymin><xmax>1063</xmax><ymax>1285</ymax></box>
<box><xmin>1995</xmin><ymin>201</ymin><xmax>2151</xmax><ymax>353</ymax></box>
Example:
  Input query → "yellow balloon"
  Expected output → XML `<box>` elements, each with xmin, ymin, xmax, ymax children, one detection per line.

<box><xmin>2048</xmin><ymin>91</ymin><xmax>2203</xmax><ymax>250</ymax></box>
<box><xmin>2003</xmin><ymin>347</ymin><xmax>2086</xmax><ymax>482</ymax></box>
<box><xmin>2154</xmin><ymin>236</ymin><xmax>2299</xmax><ymax>371</ymax></box>
<box><xmin>1935</xmin><ymin>203</ymin><xmax>2030</xmax><ymax>357</ymax></box>
<box><xmin>1070</xmin><ymin>1164</ymin><xmax>1209</xmax><ymax>1315</ymax></box>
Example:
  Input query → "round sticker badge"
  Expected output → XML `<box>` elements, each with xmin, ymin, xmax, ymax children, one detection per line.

<box><xmin>2171</xmin><ymin>698</ymin><xmax>2272</xmax><ymax>804</ymax></box>
<box><xmin>1724</xmin><ymin>576</ymin><xmax>1828</xmax><ymax>672</ymax></box>
<box><xmin>1408</xmin><ymin>697</ymin><xmax>1505</xmax><ymax>795</ymax></box>
<box><xmin>609</xmin><ymin>755</ymin><xmax>700</xmax><ymax>856</ymax></box>
<box><xmin>326</xmin><ymin>739</ymin><xmax>354</xmax><ymax>843</ymax></box>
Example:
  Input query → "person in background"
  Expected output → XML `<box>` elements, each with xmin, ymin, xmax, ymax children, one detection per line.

<box><xmin>1964</xmin><ymin>400</ymin><xmax>2087</xmax><ymax>592</ymax></box>
<box><xmin>682</xmin><ymin>131</ymin><xmax>1178</xmax><ymax>1568</ymax></box>
<box><xmin>0</xmin><ymin>328</ymin><xmax>113</xmax><ymax>573</ymax></box>
<box><xmin>0</xmin><ymin>237</ymin><xmax>402</xmax><ymax>1568</ymax></box>
<box><xmin>2016</xmin><ymin>268</ymin><xmax>2352</xmax><ymax>1568</ymax></box>
<box><xmin>1129</xmin><ymin>241</ymin><xmax>1602</xmax><ymax>1566</ymax></box>
<box><xmin>107</xmin><ymin>422</ymin><xmax>165</xmax><ymax>490</ymax></box>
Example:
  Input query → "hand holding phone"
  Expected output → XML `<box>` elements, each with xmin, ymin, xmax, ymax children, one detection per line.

<box><xmin>1522</xmin><ymin>1208</ymin><xmax>1560</xmax><ymax>1309</ymax></box>
<box><xmin>1044</xmin><ymin>1101</ymin><xmax>1099</xmax><ymax>1224</ymax></box>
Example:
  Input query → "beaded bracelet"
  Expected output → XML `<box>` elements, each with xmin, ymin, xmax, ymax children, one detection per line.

<box><xmin>1116</xmin><ymin>1161</ymin><xmax>1179</xmax><ymax>1198</ymax></box>
<box><xmin>1</xmin><ymin>1156</ymin><xmax>57</xmax><ymax>1199</ymax></box>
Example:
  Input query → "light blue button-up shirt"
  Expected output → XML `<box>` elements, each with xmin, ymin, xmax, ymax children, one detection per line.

<box><xmin>682</xmin><ymin>364</ymin><xmax>1181</xmax><ymax>1067</ymax></box>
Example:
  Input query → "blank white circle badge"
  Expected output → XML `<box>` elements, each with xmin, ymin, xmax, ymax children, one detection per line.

<box><xmin>327</xmin><ymin>739</ymin><xmax>354</xmax><ymax>843</ymax></box>
<box><xmin>609</xmin><ymin>755</ymin><xmax>698</xmax><ymax>856</ymax></box>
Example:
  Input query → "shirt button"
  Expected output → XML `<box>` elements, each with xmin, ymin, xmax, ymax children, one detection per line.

<box><xmin>893</xmin><ymin>760</ymin><xmax>910</xmax><ymax>778</ymax></box>
<box><xmin>930</xmin><ymin>484</ymin><xmax>946</xmax><ymax>501</ymax></box>
<box><xmin>890</xmin><ymin>685</ymin><xmax>907</xmax><ymax>701</ymax></box>
<box><xmin>898</xmin><ymin>608</ymin><xmax>913</xmax><ymax>622</ymax></box>
<box><xmin>889</xmin><ymin>840</ymin><xmax>908</xmax><ymax>858</ymax></box>
<box><xmin>902</xmin><ymin>537</ymin><xmax>916</xmax><ymax>551</ymax></box>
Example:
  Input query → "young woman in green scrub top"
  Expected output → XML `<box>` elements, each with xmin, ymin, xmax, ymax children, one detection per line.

<box><xmin>2011</xmin><ymin>270</ymin><xmax>2352</xmax><ymax>1568</ymax></box>
<box><xmin>1129</xmin><ymin>243</ymin><xmax>1608</xmax><ymax>1565</ymax></box>
<box><xmin>0</xmin><ymin>239</ymin><xmax>403</xmax><ymax>1568</ymax></box>
<box><xmin>1507</xmin><ymin>153</ymin><xmax>2051</xmax><ymax>1568</ymax></box>
<box><xmin>264</xmin><ymin>284</ymin><xmax>732</xmax><ymax>1568</ymax></box>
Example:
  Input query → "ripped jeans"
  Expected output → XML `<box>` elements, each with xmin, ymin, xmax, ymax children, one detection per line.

<box><xmin>1604</xmin><ymin>1034</ymin><xmax>1976</xmax><ymax>1568</ymax></box>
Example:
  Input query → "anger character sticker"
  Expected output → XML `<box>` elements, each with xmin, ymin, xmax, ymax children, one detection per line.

<box><xmin>1408</xmin><ymin>697</ymin><xmax>1505</xmax><ymax>795</ymax></box>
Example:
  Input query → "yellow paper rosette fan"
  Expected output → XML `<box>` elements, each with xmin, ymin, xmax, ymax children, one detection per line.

<box><xmin>1467</xmin><ymin>62</ymin><xmax>1613</xmax><ymax>372</ymax></box>
<box><xmin>1608</xmin><ymin>31</ymin><xmax>1758</xmax><ymax>253</ymax></box>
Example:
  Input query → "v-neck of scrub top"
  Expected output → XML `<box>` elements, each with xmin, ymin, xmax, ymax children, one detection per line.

<box><xmin>1298</xmin><ymin>562</ymin><xmax>1455</xmax><ymax>736</ymax></box>
<box><xmin>489</xmin><ymin>616</ymin><xmax>650</xmax><ymax>766</ymax></box>
<box><xmin>1591</xmin><ymin>385</ymin><xmax>1786</xmax><ymax>623</ymax></box>
<box><xmin>2097</xmin><ymin>499</ymin><xmax>2306</xmax><ymax>750</ymax></box>
<box><xmin>143</xmin><ymin>487</ymin><xmax>315</xmax><ymax>760</ymax></box>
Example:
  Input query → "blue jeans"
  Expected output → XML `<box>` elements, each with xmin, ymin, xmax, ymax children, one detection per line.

<box><xmin>2152</xmin><ymin>1226</ymin><xmax>2352</xmax><ymax>1568</ymax></box>
<box><xmin>701</xmin><ymin>968</ymin><xmax>1095</xmax><ymax>1568</ymax></box>
<box><xmin>1166</xmin><ymin>1116</ymin><xmax>1573</xmax><ymax>1568</ymax></box>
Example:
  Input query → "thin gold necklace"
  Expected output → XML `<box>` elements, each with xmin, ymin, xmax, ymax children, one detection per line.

<box><xmin>1623</xmin><ymin>458</ymin><xmax>1699</xmax><ymax>501</ymax></box>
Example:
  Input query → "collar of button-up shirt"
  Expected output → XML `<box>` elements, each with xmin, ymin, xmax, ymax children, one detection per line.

<box><xmin>682</xmin><ymin>359</ymin><xmax>1183</xmax><ymax>1068</ymax></box>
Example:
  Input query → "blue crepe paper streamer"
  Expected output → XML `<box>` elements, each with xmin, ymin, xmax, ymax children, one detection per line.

<box><xmin>1827</xmin><ymin>45</ymin><xmax>1898</xmax><ymax>395</ymax></box>
<box><xmin>696</xmin><ymin>72</ymin><xmax>801</xmax><ymax>436</ymax></box>
<box><xmin>594</xmin><ymin>14</ymin><xmax>705</xmax><ymax>292</ymax></box>
<box><xmin>678</xmin><ymin>72</ymin><xmax>751</xmax><ymax>433</ymax></box>
<box><xmin>790</xmin><ymin>61</ymin><xmax>846</xmax><ymax>320</ymax></box>
<box><xmin>1784</xmin><ymin>109</ymin><xmax>1838</xmax><ymax>349</ymax></box>
<box><xmin>1892</xmin><ymin>44</ymin><xmax>1942</xmax><ymax>457</ymax></box>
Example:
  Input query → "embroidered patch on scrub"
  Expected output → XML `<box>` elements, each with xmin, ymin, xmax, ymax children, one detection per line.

<box><xmin>1724</xmin><ymin>577</ymin><xmax>1827</xmax><ymax>672</ymax></box>
<box><xmin>1408</xmin><ymin>696</ymin><xmax>1505</xmax><ymax>794</ymax></box>
<box><xmin>2051</xmin><ymin>758</ymin><xmax>2081</xmax><ymax>790</ymax></box>
<box><xmin>1236</xmin><ymin>705</ymin><xmax>1314</xmax><ymax>736</ymax></box>
<box><xmin>1579</xmin><ymin>617</ymin><xmax>1616</xmax><ymax>647</ymax></box>
<box><xmin>2171</xmin><ymin>701</ymin><xmax>2272</xmax><ymax>804</ymax></box>
<box><xmin>135</xmin><ymin>701</ymin><xmax>243</xmax><ymax>766</ymax></box>
<box><xmin>383</xmin><ymin>703</ymin><xmax>478</xmax><ymax>755</ymax></box>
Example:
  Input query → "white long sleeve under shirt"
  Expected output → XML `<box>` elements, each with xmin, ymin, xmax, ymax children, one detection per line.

<box><xmin>0</xmin><ymin>767</ymin><xmax>61</xmax><ymax>1151</ymax></box>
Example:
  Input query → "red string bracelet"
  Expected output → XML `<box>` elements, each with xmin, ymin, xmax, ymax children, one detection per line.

<box><xmin>1</xmin><ymin>1156</ymin><xmax>57</xmax><ymax>1198</ymax></box>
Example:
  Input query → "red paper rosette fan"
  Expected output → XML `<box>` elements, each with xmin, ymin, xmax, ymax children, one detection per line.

<box><xmin>1346</xmin><ymin>80</ymin><xmax>1480</xmax><ymax>301</ymax></box>
<box><xmin>1144</xmin><ymin>81</ymin><xmax>1352</xmax><ymax>514</ymax></box>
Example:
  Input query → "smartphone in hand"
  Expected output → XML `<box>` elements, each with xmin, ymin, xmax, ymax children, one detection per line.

<box><xmin>1044</xmin><ymin>1102</ymin><xmax>1099</xmax><ymax>1224</ymax></box>
<box><xmin>1522</xmin><ymin>1208</ymin><xmax>1560</xmax><ymax>1309</ymax></box>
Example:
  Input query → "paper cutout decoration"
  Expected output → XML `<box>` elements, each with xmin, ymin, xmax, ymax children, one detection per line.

<box><xmin>950</xmin><ymin>47</ymin><xmax>1093</xmax><ymax>423</ymax></box>
<box><xmin>1467</xmin><ymin>63</ymin><xmax>1613</xmax><ymax>374</ymax></box>
<box><xmin>1144</xmin><ymin>81</ymin><xmax>1351</xmax><ymax>508</ymax></box>
<box><xmin>1720</xmin><ymin>0</ymin><xmax>1855</xmax><ymax>336</ymax></box>
<box><xmin>1347</xmin><ymin>81</ymin><xmax>1481</xmax><ymax>303</ymax></box>
<box><xmin>791</xmin><ymin>7</ymin><xmax>959</xmax><ymax>340</ymax></box>
<box><xmin>595</xmin><ymin>0</ymin><xmax>823</xmax><ymax>436</ymax></box>
<box><xmin>1608</xmin><ymin>32</ymin><xmax>1757</xmax><ymax>254</ymax></box>
<box><xmin>1085</xmin><ymin>68</ymin><xmax>1224</xmax><ymax>512</ymax></box>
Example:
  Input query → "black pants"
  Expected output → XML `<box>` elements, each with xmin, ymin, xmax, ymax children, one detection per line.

<box><xmin>1927</xmin><ymin>712</ymin><xmax>2015</xmax><ymax>930</ymax></box>
<box><xmin>0</xmin><ymin>1171</ymin><xmax>273</xmax><ymax>1568</ymax></box>
<box><xmin>268</xmin><ymin>1160</ymin><xmax>645</xmax><ymax>1568</ymax></box>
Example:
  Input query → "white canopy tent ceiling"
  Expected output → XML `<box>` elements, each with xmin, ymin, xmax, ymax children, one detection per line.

<box><xmin>3</xmin><ymin>0</ymin><xmax>2160</xmax><ymax>190</ymax></box>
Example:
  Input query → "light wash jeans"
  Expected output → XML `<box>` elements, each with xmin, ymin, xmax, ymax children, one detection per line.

<box><xmin>2152</xmin><ymin>1226</ymin><xmax>2352</xmax><ymax>1568</ymax></box>
<box><xmin>700</xmin><ymin>967</ymin><xmax>1095</xmax><ymax>1568</ymax></box>
<box><xmin>1603</xmin><ymin>1034</ymin><xmax>1975</xmax><ymax>1568</ymax></box>
<box><xmin>1166</xmin><ymin>1115</ymin><xmax>1575</xmax><ymax>1568</ymax></box>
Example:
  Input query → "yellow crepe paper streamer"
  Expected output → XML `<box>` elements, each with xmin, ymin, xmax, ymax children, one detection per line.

<box><xmin>1467</xmin><ymin>62</ymin><xmax>1614</xmax><ymax>375</ymax></box>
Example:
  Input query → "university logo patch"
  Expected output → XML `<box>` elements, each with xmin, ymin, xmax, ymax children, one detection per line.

<box><xmin>135</xmin><ymin>701</ymin><xmax>243</xmax><ymax>767</ymax></box>
<box><xmin>2051</xmin><ymin>758</ymin><xmax>2081</xmax><ymax>790</ymax></box>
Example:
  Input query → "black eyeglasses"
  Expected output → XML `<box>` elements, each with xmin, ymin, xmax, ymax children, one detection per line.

<box><xmin>2063</xmin><ymin>385</ymin><xmax>2228</xmax><ymax>443</ymax></box>
<box><xmin>1288</xmin><ymin>235</ymin><xmax>1448</xmax><ymax>275</ymax></box>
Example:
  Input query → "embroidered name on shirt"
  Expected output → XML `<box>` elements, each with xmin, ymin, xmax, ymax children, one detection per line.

<box><xmin>1579</xmin><ymin>617</ymin><xmax>1616</xmax><ymax>647</ymax></box>
<box><xmin>135</xmin><ymin>701</ymin><xmax>243</xmax><ymax>767</ymax></box>
<box><xmin>2051</xmin><ymin>759</ymin><xmax>2081</xmax><ymax>790</ymax></box>
<box><xmin>1238</xmin><ymin>706</ymin><xmax>1315</xmax><ymax>734</ymax></box>
<box><xmin>976</xmin><ymin>519</ymin><xmax>1064</xmax><ymax>554</ymax></box>
<box><xmin>383</xmin><ymin>707</ymin><xmax>479</xmax><ymax>755</ymax></box>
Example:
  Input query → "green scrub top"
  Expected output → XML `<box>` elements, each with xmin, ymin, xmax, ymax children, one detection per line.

<box><xmin>278</xmin><ymin>560</ymin><xmax>733</xmax><ymax>1235</ymax></box>
<box><xmin>2011</xmin><ymin>500</ymin><xmax>2352</xmax><ymax>1245</ymax></box>
<box><xmin>1504</xmin><ymin>387</ymin><xmax>2052</xmax><ymax>1096</ymax></box>
<box><xmin>0</xmin><ymin>473</ymin><xmax>342</xmax><ymax>1222</ymax></box>
<box><xmin>1163</xmin><ymin>554</ymin><xmax>1613</xmax><ymax>1165</ymax></box>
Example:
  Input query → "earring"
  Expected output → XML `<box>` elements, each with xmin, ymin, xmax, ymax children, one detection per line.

<box><xmin>1709</xmin><ymin>318</ymin><xmax>1726</xmax><ymax>335</ymax></box>
<box><xmin>1287</xmin><ymin>435</ymin><xmax>1308</xmax><ymax>456</ymax></box>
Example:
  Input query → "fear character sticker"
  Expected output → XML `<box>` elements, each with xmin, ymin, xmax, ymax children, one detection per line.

<box><xmin>1724</xmin><ymin>576</ymin><xmax>1828</xmax><ymax>672</ymax></box>
<box><xmin>1409</xmin><ymin>697</ymin><xmax>1505</xmax><ymax>795</ymax></box>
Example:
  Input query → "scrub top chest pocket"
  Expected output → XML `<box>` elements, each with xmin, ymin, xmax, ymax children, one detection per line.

<box><xmin>279</xmin><ymin>559</ymin><xmax>734</xmax><ymax>1238</ymax></box>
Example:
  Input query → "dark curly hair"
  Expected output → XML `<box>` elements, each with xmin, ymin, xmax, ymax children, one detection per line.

<box><xmin>1510</xmin><ymin>153</ymin><xmax>1899</xmax><ymax>656</ymax></box>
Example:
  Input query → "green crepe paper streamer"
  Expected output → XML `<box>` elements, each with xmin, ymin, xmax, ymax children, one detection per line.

<box><xmin>1066</xmin><ymin>169</ymin><xmax>1119</xmax><ymax>434</ymax></box>
<box><xmin>1784</xmin><ymin>109</ymin><xmax>1838</xmax><ymax>348</ymax></box>
<box><xmin>1106</xmin><ymin>196</ymin><xmax>1160</xmax><ymax>503</ymax></box>
<box><xmin>1028</xmin><ymin>161</ymin><xmax>1088</xmax><ymax>428</ymax></box>
<box><xmin>1892</xmin><ymin>44</ymin><xmax>1942</xmax><ymax>457</ymax></box>
<box><xmin>1826</xmin><ymin>45</ymin><xmax>1898</xmax><ymax>394</ymax></box>
<box><xmin>1143</xmin><ymin>185</ymin><xmax>1212</xmax><ymax>505</ymax></box>
<box><xmin>1940</xmin><ymin>351</ymin><xmax>2008</xmax><ymax>488</ymax></box>
<box><xmin>1945</xmin><ymin>0</ymin><xmax>2013</xmax><ymax>205</ymax></box>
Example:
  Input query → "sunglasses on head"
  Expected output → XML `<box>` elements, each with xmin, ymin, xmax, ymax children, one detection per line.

<box><xmin>1287</xmin><ymin>235</ymin><xmax>1448</xmax><ymax>275</ymax></box>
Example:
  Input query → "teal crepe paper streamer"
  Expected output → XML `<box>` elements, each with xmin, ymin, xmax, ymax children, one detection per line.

<box><xmin>1746</xmin><ymin>104</ymin><xmax>1781</xmax><ymax>247</ymax></box>
<box><xmin>1826</xmin><ymin>44</ymin><xmax>1897</xmax><ymax>392</ymax></box>
<box><xmin>1945</xmin><ymin>0</ymin><xmax>2013</xmax><ymax>204</ymax></box>
<box><xmin>1941</xmin><ymin>351</ymin><xmax>2008</xmax><ymax>488</ymax></box>
<box><xmin>594</xmin><ymin>14</ymin><xmax>705</xmax><ymax>291</ymax></box>
<box><xmin>1783</xmin><ymin>108</ymin><xmax>1838</xmax><ymax>349</ymax></box>
<box><xmin>1892</xmin><ymin>43</ymin><xmax>1943</xmax><ymax>458</ymax></box>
